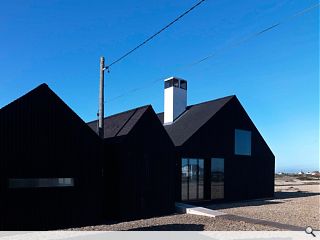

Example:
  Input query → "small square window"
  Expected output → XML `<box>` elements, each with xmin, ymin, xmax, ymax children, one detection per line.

<box><xmin>235</xmin><ymin>129</ymin><xmax>251</xmax><ymax>156</ymax></box>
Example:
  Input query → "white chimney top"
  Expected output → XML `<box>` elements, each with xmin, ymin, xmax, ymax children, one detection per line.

<box><xmin>164</xmin><ymin>77</ymin><xmax>187</xmax><ymax>125</ymax></box>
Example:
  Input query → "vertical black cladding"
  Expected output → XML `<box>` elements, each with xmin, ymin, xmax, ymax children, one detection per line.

<box><xmin>0</xmin><ymin>84</ymin><xmax>176</xmax><ymax>229</ymax></box>
<box><xmin>165</xmin><ymin>96</ymin><xmax>275</xmax><ymax>203</ymax></box>
<box><xmin>0</xmin><ymin>81</ymin><xmax>275</xmax><ymax>228</ymax></box>
<box><xmin>102</xmin><ymin>106</ymin><xmax>176</xmax><ymax>220</ymax></box>
<box><xmin>0</xmin><ymin>84</ymin><xmax>104</xmax><ymax>230</ymax></box>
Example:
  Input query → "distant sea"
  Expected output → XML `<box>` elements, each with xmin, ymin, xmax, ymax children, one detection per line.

<box><xmin>276</xmin><ymin>167</ymin><xmax>319</xmax><ymax>173</ymax></box>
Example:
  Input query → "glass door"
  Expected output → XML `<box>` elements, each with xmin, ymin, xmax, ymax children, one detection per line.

<box><xmin>181</xmin><ymin>158</ymin><xmax>204</xmax><ymax>201</ymax></box>
<box><xmin>211</xmin><ymin>158</ymin><xmax>224</xmax><ymax>199</ymax></box>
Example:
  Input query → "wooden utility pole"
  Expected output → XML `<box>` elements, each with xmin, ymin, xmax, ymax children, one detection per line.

<box><xmin>98</xmin><ymin>56</ymin><xmax>105</xmax><ymax>138</ymax></box>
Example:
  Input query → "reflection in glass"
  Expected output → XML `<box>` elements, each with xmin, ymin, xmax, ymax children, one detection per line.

<box><xmin>211</xmin><ymin>158</ymin><xmax>224</xmax><ymax>199</ymax></box>
<box><xmin>235</xmin><ymin>129</ymin><xmax>251</xmax><ymax>156</ymax></box>
<box><xmin>189</xmin><ymin>159</ymin><xmax>198</xmax><ymax>200</ymax></box>
<box><xmin>181</xmin><ymin>158</ymin><xmax>204</xmax><ymax>201</ymax></box>
<box><xmin>198</xmin><ymin>160</ymin><xmax>204</xmax><ymax>199</ymax></box>
<box><xmin>181</xmin><ymin>159</ymin><xmax>188</xmax><ymax>201</ymax></box>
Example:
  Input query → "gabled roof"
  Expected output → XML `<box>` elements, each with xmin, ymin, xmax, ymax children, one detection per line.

<box><xmin>87</xmin><ymin>105</ymin><xmax>151</xmax><ymax>139</ymax></box>
<box><xmin>0</xmin><ymin>83</ymin><xmax>48</xmax><ymax>112</ymax></box>
<box><xmin>157</xmin><ymin>95</ymin><xmax>235</xmax><ymax>146</ymax></box>
<box><xmin>0</xmin><ymin>83</ymin><xmax>102</xmax><ymax>140</ymax></box>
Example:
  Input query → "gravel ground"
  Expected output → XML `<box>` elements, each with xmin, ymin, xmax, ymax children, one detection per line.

<box><xmin>69</xmin><ymin>213</ymin><xmax>279</xmax><ymax>231</ymax></box>
<box><xmin>69</xmin><ymin>180</ymin><xmax>319</xmax><ymax>231</ymax></box>
<box><xmin>206</xmin><ymin>184</ymin><xmax>320</xmax><ymax>230</ymax></box>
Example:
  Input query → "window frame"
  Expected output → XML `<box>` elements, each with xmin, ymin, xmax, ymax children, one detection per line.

<box><xmin>181</xmin><ymin>158</ymin><xmax>204</xmax><ymax>201</ymax></box>
<box><xmin>234</xmin><ymin>129</ymin><xmax>252</xmax><ymax>156</ymax></box>
<box><xmin>8</xmin><ymin>178</ymin><xmax>75</xmax><ymax>189</ymax></box>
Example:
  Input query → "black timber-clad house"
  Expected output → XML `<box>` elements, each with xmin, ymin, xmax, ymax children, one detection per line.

<box><xmin>0</xmin><ymin>84</ymin><xmax>103</xmax><ymax>230</ymax></box>
<box><xmin>0</xmin><ymin>76</ymin><xmax>275</xmax><ymax>229</ymax></box>
<box><xmin>88</xmin><ymin>105</ymin><xmax>176</xmax><ymax>220</ymax></box>
<box><xmin>157</xmin><ymin>77</ymin><xmax>275</xmax><ymax>203</ymax></box>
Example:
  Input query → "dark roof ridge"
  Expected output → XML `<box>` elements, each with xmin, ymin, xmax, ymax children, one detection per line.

<box><xmin>156</xmin><ymin>94</ymin><xmax>236</xmax><ymax>146</ymax></box>
<box><xmin>0</xmin><ymin>83</ymin><xmax>48</xmax><ymax>111</ymax></box>
<box><xmin>157</xmin><ymin>95</ymin><xmax>235</xmax><ymax>116</ymax></box>
<box><xmin>87</xmin><ymin>104</ymin><xmax>152</xmax><ymax>139</ymax></box>
<box><xmin>187</xmin><ymin>95</ymin><xmax>235</xmax><ymax>109</ymax></box>
<box><xmin>86</xmin><ymin>104</ymin><xmax>151</xmax><ymax>124</ymax></box>
<box><xmin>163</xmin><ymin>95</ymin><xmax>235</xmax><ymax>125</ymax></box>
<box><xmin>114</xmin><ymin>107</ymin><xmax>139</xmax><ymax>137</ymax></box>
<box><xmin>0</xmin><ymin>83</ymin><xmax>101</xmax><ymax>140</ymax></box>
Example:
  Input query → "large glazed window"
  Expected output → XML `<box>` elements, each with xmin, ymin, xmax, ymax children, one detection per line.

<box><xmin>8</xmin><ymin>178</ymin><xmax>74</xmax><ymax>188</ymax></box>
<box><xmin>211</xmin><ymin>158</ymin><xmax>224</xmax><ymax>199</ymax></box>
<box><xmin>235</xmin><ymin>129</ymin><xmax>252</xmax><ymax>156</ymax></box>
<box><xmin>181</xmin><ymin>158</ymin><xmax>204</xmax><ymax>201</ymax></box>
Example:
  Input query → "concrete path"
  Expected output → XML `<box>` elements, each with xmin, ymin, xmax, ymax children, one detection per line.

<box><xmin>220</xmin><ymin>214</ymin><xmax>306</xmax><ymax>231</ymax></box>
<box><xmin>175</xmin><ymin>203</ymin><xmax>226</xmax><ymax>218</ymax></box>
<box><xmin>175</xmin><ymin>202</ymin><xmax>306</xmax><ymax>231</ymax></box>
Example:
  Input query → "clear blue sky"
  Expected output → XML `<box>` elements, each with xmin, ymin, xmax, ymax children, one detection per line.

<box><xmin>0</xmin><ymin>0</ymin><xmax>318</xmax><ymax>172</ymax></box>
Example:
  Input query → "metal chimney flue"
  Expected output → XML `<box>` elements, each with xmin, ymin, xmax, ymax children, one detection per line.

<box><xmin>98</xmin><ymin>56</ymin><xmax>105</xmax><ymax>138</ymax></box>
<box><xmin>164</xmin><ymin>76</ymin><xmax>187</xmax><ymax>125</ymax></box>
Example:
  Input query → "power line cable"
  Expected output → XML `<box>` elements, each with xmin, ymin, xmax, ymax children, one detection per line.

<box><xmin>106</xmin><ymin>2</ymin><xmax>319</xmax><ymax>103</ymax></box>
<box><xmin>181</xmin><ymin>2</ymin><xmax>320</xmax><ymax>70</ymax></box>
<box><xmin>106</xmin><ymin>0</ymin><xmax>206</xmax><ymax>69</ymax></box>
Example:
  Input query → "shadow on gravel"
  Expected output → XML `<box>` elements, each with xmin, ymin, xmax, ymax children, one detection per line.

<box><xmin>203</xmin><ymin>191</ymin><xmax>319</xmax><ymax>210</ymax></box>
<box><xmin>274</xmin><ymin>191</ymin><xmax>320</xmax><ymax>199</ymax></box>
<box><xmin>204</xmin><ymin>200</ymin><xmax>283</xmax><ymax>210</ymax></box>
<box><xmin>128</xmin><ymin>223</ymin><xmax>204</xmax><ymax>231</ymax></box>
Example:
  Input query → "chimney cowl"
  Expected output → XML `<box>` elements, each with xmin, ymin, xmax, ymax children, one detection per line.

<box><xmin>164</xmin><ymin>77</ymin><xmax>187</xmax><ymax>125</ymax></box>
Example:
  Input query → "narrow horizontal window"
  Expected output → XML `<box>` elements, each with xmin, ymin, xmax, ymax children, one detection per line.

<box><xmin>8</xmin><ymin>178</ymin><xmax>74</xmax><ymax>189</ymax></box>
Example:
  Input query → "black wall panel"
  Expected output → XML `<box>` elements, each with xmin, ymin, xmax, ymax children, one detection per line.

<box><xmin>0</xmin><ymin>84</ymin><xmax>103</xmax><ymax>230</ymax></box>
<box><xmin>103</xmin><ymin>107</ymin><xmax>176</xmax><ymax>220</ymax></box>
<box><xmin>176</xmin><ymin>97</ymin><xmax>275</xmax><ymax>202</ymax></box>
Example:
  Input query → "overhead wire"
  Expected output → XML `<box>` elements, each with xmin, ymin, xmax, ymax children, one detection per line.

<box><xmin>106</xmin><ymin>2</ymin><xmax>319</xmax><ymax>103</ymax></box>
<box><xmin>106</xmin><ymin>0</ymin><xmax>206</xmax><ymax>69</ymax></box>
<box><xmin>175</xmin><ymin>2</ymin><xmax>319</xmax><ymax>71</ymax></box>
